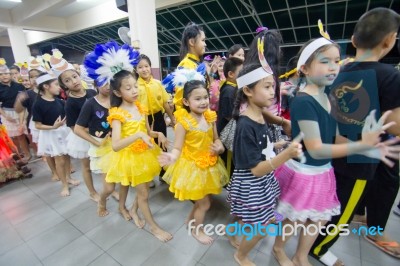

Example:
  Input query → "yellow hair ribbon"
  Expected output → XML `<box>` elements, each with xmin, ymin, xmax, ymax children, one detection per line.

<box><xmin>318</xmin><ymin>19</ymin><xmax>330</xmax><ymax>40</ymax></box>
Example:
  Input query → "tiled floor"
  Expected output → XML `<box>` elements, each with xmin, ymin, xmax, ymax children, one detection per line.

<box><xmin>1</xmin><ymin>144</ymin><xmax>399</xmax><ymax>265</ymax></box>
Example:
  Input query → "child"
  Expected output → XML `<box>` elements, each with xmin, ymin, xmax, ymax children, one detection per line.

<box><xmin>216</xmin><ymin>57</ymin><xmax>243</xmax><ymax>177</ymax></box>
<box><xmin>0</xmin><ymin>59</ymin><xmax>31</xmax><ymax>161</ymax></box>
<box><xmin>86</xmin><ymin>41</ymin><xmax>172</xmax><ymax>242</ymax></box>
<box><xmin>273</xmin><ymin>36</ymin><xmax>397</xmax><ymax>266</ymax></box>
<box><xmin>228</xmin><ymin>44</ymin><xmax>245</xmax><ymax>60</ymax></box>
<box><xmin>9</xmin><ymin>65</ymin><xmax>21</xmax><ymax>83</ymax></box>
<box><xmin>311</xmin><ymin>8</ymin><xmax>400</xmax><ymax>264</ymax></box>
<box><xmin>74</xmin><ymin>81</ymin><xmax>119</xmax><ymax>201</ymax></box>
<box><xmin>209</xmin><ymin>56</ymin><xmax>225</xmax><ymax>112</ymax></box>
<box><xmin>159</xmin><ymin>79</ymin><xmax>229</xmax><ymax>245</ymax></box>
<box><xmin>174</xmin><ymin>22</ymin><xmax>206</xmax><ymax>109</ymax></box>
<box><xmin>278</xmin><ymin>56</ymin><xmax>299</xmax><ymax>121</ymax></box>
<box><xmin>226</xmin><ymin>62</ymin><xmax>303</xmax><ymax>266</ymax></box>
<box><xmin>32</xmin><ymin>73</ymin><xmax>71</xmax><ymax>196</ymax></box>
<box><xmin>136</xmin><ymin>54</ymin><xmax>175</xmax><ymax>186</ymax></box>
<box><xmin>58</xmin><ymin>62</ymin><xmax>97</xmax><ymax>197</ymax></box>
<box><xmin>244</xmin><ymin>29</ymin><xmax>292</xmax><ymax>138</ymax></box>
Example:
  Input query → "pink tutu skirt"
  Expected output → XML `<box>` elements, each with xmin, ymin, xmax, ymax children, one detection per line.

<box><xmin>274</xmin><ymin>159</ymin><xmax>340</xmax><ymax>222</ymax></box>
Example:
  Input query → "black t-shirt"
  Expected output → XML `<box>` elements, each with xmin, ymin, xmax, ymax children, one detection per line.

<box><xmin>330</xmin><ymin>62</ymin><xmax>400</xmax><ymax>180</ymax></box>
<box><xmin>233</xmin><ymin>116</ymin><xmax>270</xmax><ymax>169</ymax></box>
<box><xmin>65</xmin><ymin>90</ymin><xmax>97</xmax><ymax>127</ymax></box>
<box><xmin>22</xmin><ymin>90</ymin><xmax>38</xmax><ymax>122</ymax></box>
<box><xmin>76</xmin><ymin>97</ymin><xmax>110</xmax><ymax>138</ymax></box>
<box><xmin>0</xmin><ymin>81</ymin><xmax>25</xmax><ymax>108</ymax></box>
<box><xmin>291</xmin><ymin>92</ymin><xmax>337</xmax><ymax>166</ymax></box>
<box><xmin>32</xmin><ymin>96</ymin><xmax>65</xmax><ymax>126</ymax></box>
<box><xmin>217</xmin><ymin>83</ymin><xmax>237</xmax><ymax>134</ymax></box>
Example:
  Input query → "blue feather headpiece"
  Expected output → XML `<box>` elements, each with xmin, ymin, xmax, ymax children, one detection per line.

<box><xmin>84</xmin><ymin>40</ymin><xmax>140</xmax><ymax>87</ymax></box>
<box><xmin>162</xmin><ymin>63</ymin><xmax>206</xmax><ymax>93</ymax></box>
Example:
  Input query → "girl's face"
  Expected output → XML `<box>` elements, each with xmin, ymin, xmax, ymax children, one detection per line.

<box><xmin>117</xmin><ymin>76</ymin><xmax>138</xmax><ymax>103</ymax></box>
<box><xmin>249</xmin><ymin>75</ymin><xmax>275</xmax><ymax>108</ymax></box>
<box><xmin>231</xmin><ymin>48</ymin><xmax>245</xmax><ymax>60</ymax></box>
<box><xmin>98</xmin><ymin>83</ymin><xmax>110</xmax><ymax>97</ymax></box>
<box><xmin>193</xmin><ymin>31</ymin><xmax>206</xmax><ymax>57</ymax></box>
<box><xmin>183</xmin><ymin>87</ymin><xmax>209</xmax><ymax>115</ymax></box>
<box><xmin>45</xmin><ymin>80</ymin><xmax>61</xmax><ymax>96</ymax></box>
<box><xmin>60</xmin><ymin>70</ymin><xmax>82</xmax><ymax>92</ymax></box>
<box><xmin>136</xmin><ymin>59</ymin><xmax>151</xmax><ymax>80</ymax></box>
<box><xmin>22</xmin><ymin>76</ymin><xmax>31</xmax><ymax>89</ymax></box>
<box><xmin>302</xmin><ymin>46</ymin><xmax>340</xmax><ymax>87</ymax></box>
<box><xmin>29</xmin><ymin>71</ymin><xmax>40</xmax><ymax>88</ymax></box>
<box><xmin>10</xmin><ymin>69</ymin><xmax>20</xmax><ymax>82</ymax></box>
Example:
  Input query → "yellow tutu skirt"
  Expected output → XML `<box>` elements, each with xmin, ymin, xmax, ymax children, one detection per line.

<box><xmin>99</xmin><ymin>145</ymin><xmax>161</xmax><ymax>187</ymax></box>
<box><xmin>163</xmin><ymin>157</ymin><xmax>229</xmax><ymax>201</ymax></box>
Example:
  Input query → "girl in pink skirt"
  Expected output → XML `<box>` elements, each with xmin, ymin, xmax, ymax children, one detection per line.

<box><xmin>272</xmin><ymin>37</ymin><xmax>398</xmax><ymax>266</ymax></box>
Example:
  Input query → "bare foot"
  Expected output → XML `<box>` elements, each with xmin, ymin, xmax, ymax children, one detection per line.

<box><xmin>272</xmin><ymin>246</ymin><xmax>294</xmax><ymax>266</ymax></box>
<box><xmin>223</xmin><ymin>225</ymin><xmax>240</xmax><ymax>248</ymax></box>
<box><xmin>292</xmin><ymin>256</ymin><xmax>312</xmax><ymax>266</ymax></box>
<box><xmin>97</xmin><ymin>200</ymin><xmax>109</xmax><ymax>217</ymax></box>
<box><xmin>234</xmin><ymin>252</ymin><xmax>255</xmax><ymax>266</ymax></box>
<box><xmin>119</xmin><ymin>208</ymin><xmax>132</xmax><ymax>221</ymax></box>
<box><xmin>111</xmin><ymin>190</ymin><xmax>119</xmax><ymax>201</ymax></box>
<box><xmin>129</xmin><ymin>209</ymin><xmax>145</xmax><ymax>229</ymax></box>
<box><xmin>60</xmin><ymin>186</ymin><xmax>70</xmax><ymax>197</ymax></box>
<box><xmin>192</xmin><ymin>228</ymin><xmax>214</xmax><ymax>245</ymax></box>
<box><xmin>70</xmin><ymin>167</ymin><xmax>76</xmax><ymax>174</ymax></box>
<box><xmin>90</xmin><ymin>192</ymin><xmax>100</xmax><ymax>202</ymax></box>
<box><xmin>51</xmin><ymin>174</ymin><xmax>60</xmax><ymax>181</ymax></box>
<box><xmin>67</xmin><ymin>178</ymin><xmax>80</xmax><ymax>186</ymax></box>
<box><xmin>150</xmin><ymin>226</ymin><xmax>173</xmax><ymax>242</ymax></box>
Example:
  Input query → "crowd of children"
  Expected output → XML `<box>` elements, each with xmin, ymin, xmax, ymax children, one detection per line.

<box><xmin>0</xmin><ymin>7</ymin><xmax>400</xmax><ymax>266</ymax></box>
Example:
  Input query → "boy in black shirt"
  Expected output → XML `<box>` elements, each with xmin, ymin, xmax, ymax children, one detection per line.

<box><xmin>217</xmin><ymin>57</ymin><xmax>242</xmax><ymax>177</ymax></box>
<box><xmin>311</xmin><ymin>8</ymin><xmax>400</xmax><ymax>264</ymax></box>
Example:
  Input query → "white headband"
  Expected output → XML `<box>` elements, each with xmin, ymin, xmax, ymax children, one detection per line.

<box><xmin>237</xmin><ymin>67</ymin><xmax>272</xmax><ymax>88</ymax></box>
<box><xmin>297</xmin><ymin>37</ymin><xmax>333</xmax><ymax>70</ymax></box>
<box><xmin>36</xmin><ymin>74</ymin><xmax>56</xmax><ymax>85</ymax></box>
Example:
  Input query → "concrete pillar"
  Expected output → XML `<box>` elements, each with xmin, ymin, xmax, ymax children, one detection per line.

<box><xmin>7</xmin><ymin>27</ymin><xmax>31</xmax><ymax>63</ymax></box>
<box><xmin>127</xmin><ymin>0</ymin><xmax>161</xmax><ymax>79</ymax></box>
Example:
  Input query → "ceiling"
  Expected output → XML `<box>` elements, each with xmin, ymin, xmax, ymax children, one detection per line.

<box><xmin>34</xmin><ymin>0</ymin><xmax>399</xmax><ymax>58</ymax></box>
<box><xmin>49</xmin><ymin>0</ymin><xmax>110</xmax><ymax>17</ymax></box>
<box><xmin>0</xmin><ymin>0</ymin><xmax>20</xmax><ymax>9</ymax></box>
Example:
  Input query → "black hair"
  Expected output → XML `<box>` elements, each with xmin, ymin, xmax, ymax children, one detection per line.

<box><xmin>228</xmin><ymin>44</ymin><xmax>243</xmax><ymax>57</ymax></box>
<box><xmin>223</xmin><ymin>57</ymin><xmax>243</xmax><ymax>78</ymax></box>
<box><xmin>9</xmin><ymin>65</ymin><xmax>20</xmax><ymax>72</ymax></box>
<box><xmin>58</xmin><ymin>69</ymin><xmax>80</xmax><ymax>90</ymax></box>
<box><xmin>179</xmin><ymin>22</ymin><xmax>204</xmax><ymax>61</ymax></box>
<box><xmin>110</xmin><ymin>70</ymin><xmax>137</xmax><ymax>107</ymax></box>
<box><xmin>244</xmin><ymin>29</ymin><xmax>283</xmax><ymax>104</ymax></box>
<box><xmin>28</xmin><ymin>69</ymin><xmax>42</xmax><ymax>77</ymax></box>
<box><xmin>37</xmin><ymin>72</ymin><xmax>56</xmax><ymax>95</ymax></box>
<box><xmin>138</xmin><ymin>54</ymin><xmax>152</xmax><ymax>67</ymax></box>
<box><xmin>295</xmin><ymin>39</ymin><xmax>340</xmax><ymax>92</ymax></box>
<box><xmin>284</xmin><ymin>56</ymin><xmax>298</xmax><ymax>79</ymax></box>
<box><xmin>232</xmin><ymin>63</ymin><xmax>263</xmax><ymax>120</ymax></box>
<box><xmin>353</xmin><ymin>8</ymin><xmax>400</xmax><ymax>49</ymax></box>
<box><xmin>182</xmin><ymin>80</ymin><xmax>207</xmax><ymax>112</ymax></box>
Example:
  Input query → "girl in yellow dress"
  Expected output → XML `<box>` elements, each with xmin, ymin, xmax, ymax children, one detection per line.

<box><xmin>159</xmin><ymin>79</ymin><xmax>229</xmax><ymax>245</ymax></box>
<box><xmin>85</xmin><ymin>41</ymin><xmax>172</xmax><ymax>242</ymax></box>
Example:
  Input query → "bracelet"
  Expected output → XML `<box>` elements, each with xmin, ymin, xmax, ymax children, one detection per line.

<box><xmin>268</xmin><ymin>159</ymin><xmax>276</xmax><ymax>170</ymax></box>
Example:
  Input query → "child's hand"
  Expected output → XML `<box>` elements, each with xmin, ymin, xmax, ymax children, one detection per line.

<box><xmin>137</xmin><ymin>132</ymin><xmax>153</xmax><ymax>148</ymax></box>
<box><xmin>274</xmin><ymin>139</ymin><xmax>288</xmax><ymax>150</ymax></box>
<box><xmin>158</xmin><ymin>152</ymin><xmax>177</xmax><ymax>167</ymax></box>
<box><xmin>285</xmin><ymin>133</ymin><xmax>305</xmax><ymax>162</ymax></box>
<box><xmin>157</xmin><ymin>133</ymin><xmax>168</xmax><ymax>151</ymax></box>
<box><xmin>210</xmin><ymin>139</ymin><xmax>224</xmax><ymax>155</ymax></box>
<box><xmin>18</xmin><ymin>124</ymin><xmax>25</xmax><ymax>134</ymax></box>
<box><xmin>361</xmin><ymin>110</ymin><xmax>395</xmax><ymax>147</ymax></box>
<box><xmin>95</xmin><ymin>133</ymin><xmax>110</xmax><ymax>147</ymax></box>
<box><xmin>53</xmin><ymin>116</ymin><xmax>66</xmax><ymax>129</ymax></box>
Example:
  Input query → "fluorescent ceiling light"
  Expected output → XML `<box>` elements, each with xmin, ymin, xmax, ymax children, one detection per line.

<box><xmin>5</xmin><ymin>0</ymin><xmax>22</xmax><ymax>2</ymax></box>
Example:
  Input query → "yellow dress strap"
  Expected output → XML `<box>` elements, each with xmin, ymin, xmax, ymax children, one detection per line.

<box><xmin>174</xmin><ymin>108</ymin><xmax>197</xmax><ymax>130</ymax></box>
<box><xmin>204</xmin><ymin>110</ymin><xmax>217</xmax><ymax>123</ymax></box>
<box><xmin>134</xmin><ymin>101</ymin><xmax>148</xmax><ymax>115</ymax></box>
<box><xmin>107</xmin><ymin>107</ymin><xmax>132</xmax><ymax>125</ymax></box>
